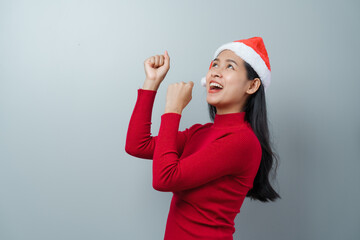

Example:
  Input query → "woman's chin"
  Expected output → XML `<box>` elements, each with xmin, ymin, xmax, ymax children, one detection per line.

<box><xmin>206</xmin><ymin>98</ymin><xmax>219</xmax><ymax>107</ymax></box>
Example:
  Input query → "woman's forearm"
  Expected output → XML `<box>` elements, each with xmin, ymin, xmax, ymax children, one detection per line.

<box><xmin>125</xmin><ymin>88</ymin><xmax>157</xmax><ymax>159</ymax></box>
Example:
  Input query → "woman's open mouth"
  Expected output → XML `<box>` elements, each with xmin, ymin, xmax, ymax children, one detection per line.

<box><xmin>209</xmin><ymin>82</ymin><xmax>223</xmax><ymax>93</ymax></box>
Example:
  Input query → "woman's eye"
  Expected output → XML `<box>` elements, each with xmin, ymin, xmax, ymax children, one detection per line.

<box><xmin>212</xmin><ymin>63</ymin><xmax>218</xmax><ymax>67</ymax></box>
<box><xmin>227</xmin><ymin>64</ymin><xmax>234</xmax><ymax>69</ymax></box>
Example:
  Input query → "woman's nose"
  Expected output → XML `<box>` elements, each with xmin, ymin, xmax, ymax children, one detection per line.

<box><xmin>211</xmin><ymin>69</ymin><xmax>222</xmax><ymax>78</ymax></box>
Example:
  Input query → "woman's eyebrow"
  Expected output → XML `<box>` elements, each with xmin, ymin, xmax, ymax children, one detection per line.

<box><xmin>213</xmin><ymin>58</ymin><xmax>238</xmax><ymax>66</ymax></box>
<box><xmin>226</xmin><ymin>59</ymin><xmax>238</xmax><ymax>66</ymax></box>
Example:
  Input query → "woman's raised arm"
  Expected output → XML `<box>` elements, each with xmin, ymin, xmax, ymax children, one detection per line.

<box><xmin>125</xmin><ymin>51</ymin><xmax>189</xmax><ymax>159</ymax></box>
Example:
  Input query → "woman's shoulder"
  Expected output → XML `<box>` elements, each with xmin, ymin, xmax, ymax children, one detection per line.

<box><xmin>208</xmin><ymin>124</ymin><xmax>261</xmax><ymax>149</ymax></box>
<box><xmin>186</xmin><ymin>122</ymin><xmax>254</xmax><ymax>136</ymax></box>
<box><xmin>186</xmin><ymin>122</ymin><xmax>213</xmax><ymax>133</ymax></box>
<box><xmin>231</xmin><ymin>125</ymin><xmax>262</xmax><ymax>152</ymax></box>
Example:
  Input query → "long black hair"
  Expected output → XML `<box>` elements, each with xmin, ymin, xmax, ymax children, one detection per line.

<box><xmin>208</xmin><ymin>61</ymin><xmax>281</xmax><ymax>202</ymax></box>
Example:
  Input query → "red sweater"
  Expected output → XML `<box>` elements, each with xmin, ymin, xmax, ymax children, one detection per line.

<box><xmin>125</xmin><ymin>88</ymin><xmax>262</xmax><ymax>240</ymax></box>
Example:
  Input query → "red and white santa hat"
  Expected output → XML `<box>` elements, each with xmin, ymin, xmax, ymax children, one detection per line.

<box><xmin>201</xmin><ymin>36</ymin><xmax>271</xmax><ymax>92</ymax></box>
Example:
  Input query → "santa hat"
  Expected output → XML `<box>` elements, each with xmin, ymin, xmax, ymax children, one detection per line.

<box><xmin>201</xmin><ymin>36</ymin><xmax>271</xmax><ymax>92</ymax></box>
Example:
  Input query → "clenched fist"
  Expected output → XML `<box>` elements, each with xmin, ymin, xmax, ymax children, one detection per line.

<box><xmin>142</xmin><ymin>51</ymin><xmax>170</xmax><ymax>91</ymax></box>
<box><xmin>165</xmin><ymin>81</ymin><xmax>194</xmax><ymax>115</ymax></box>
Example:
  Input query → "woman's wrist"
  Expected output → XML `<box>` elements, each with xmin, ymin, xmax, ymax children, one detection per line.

<box><xmin>142</xmin><ymin>78</ymin><xmax>160</xmax><ymax>91</ymax></box>
<box><xmin>164</xmin><ymin>105</ymin><xmax>182</xmax><ymax>115</ymax></box>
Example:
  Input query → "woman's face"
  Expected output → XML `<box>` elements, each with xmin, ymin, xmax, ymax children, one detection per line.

<box><xmin>206</xmin><ymin>49</ymin><xmax>257</xmax><ymax>114</ymax></box>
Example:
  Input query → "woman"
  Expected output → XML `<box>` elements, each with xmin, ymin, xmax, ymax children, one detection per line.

<box><xmin>125</xmin><ymin>36</ymin><xmax>280</xmax><ymax>240</ymax></box>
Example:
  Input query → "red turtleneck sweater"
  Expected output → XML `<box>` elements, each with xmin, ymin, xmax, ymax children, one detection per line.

<box><xmin>125</xmin><ymin>88</ymin><xmax>262</xmax><ymax>240</ymax></box>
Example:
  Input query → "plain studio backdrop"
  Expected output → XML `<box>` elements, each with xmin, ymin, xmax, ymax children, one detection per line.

<box><xmin>1</xmin><ymin>0</ymin><xmax>359</xmax><ymax>239</ymax></box>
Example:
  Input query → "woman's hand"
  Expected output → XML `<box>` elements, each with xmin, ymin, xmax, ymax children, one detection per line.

<box><xmin>143</xmin><ymin>51</ymin><xmax>170</xmax><ymax>91</ymax></box>
<box><xmin>165</xmin><ymin>81</ymin><xmax>194</xmax><ymax>115</ymax></box>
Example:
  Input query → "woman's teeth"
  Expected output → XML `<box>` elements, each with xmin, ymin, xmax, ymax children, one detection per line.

<box><xmin>209</xmin><ymin>82</ymin><xmax>223</xmax><ymax>89</ymax></box>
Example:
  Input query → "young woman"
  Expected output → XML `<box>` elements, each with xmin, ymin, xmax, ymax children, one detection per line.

<box><xmin>125</xmin><ymin>36</ymin><xmax>280</xmax><ymax>240</ymax></box>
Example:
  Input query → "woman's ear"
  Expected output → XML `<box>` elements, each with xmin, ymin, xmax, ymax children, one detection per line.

<box><xmin>246</xmin><ymin>78</ymin><xmax>261</xmax><ymax>94</ymax></box>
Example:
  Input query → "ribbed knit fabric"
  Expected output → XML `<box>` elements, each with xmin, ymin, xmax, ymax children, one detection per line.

<box><xmin>125</xmin><ymin>88</ymin><xmax>262</xmax><ymax>240</ymax></box>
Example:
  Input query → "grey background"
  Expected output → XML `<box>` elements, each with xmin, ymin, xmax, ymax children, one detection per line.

<box><xmin>1</xmin><ymin>0</ymin><xmax>359</xmax><ymax>239</ymax></box>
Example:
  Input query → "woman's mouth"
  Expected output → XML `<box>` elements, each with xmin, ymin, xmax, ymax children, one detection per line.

<box><xmin>209</xmin><ymin>88</ymin><xmax>222</xmax><ymax>93</ymax></box>
<box><xmin>209</xmin><ymin>82</ymin><xmax>223</xmax><ymax>93</ymax></box>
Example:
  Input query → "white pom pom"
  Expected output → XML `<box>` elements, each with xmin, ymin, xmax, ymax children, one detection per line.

<box><xmin>201</xmin><ymin>77</ymin><xmax>206</xmax><ymax>87</ymax></box>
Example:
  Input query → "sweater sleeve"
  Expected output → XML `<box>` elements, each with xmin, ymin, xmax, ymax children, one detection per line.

<box><xmin>125</xmin><ymin>88</ymin><xmax>189</xmax><ymax>160</ymax></box>
<box><xmin>152</xmin><ymin>113</ymin><xmax>262</xmax><ymax>192</ymax></box>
